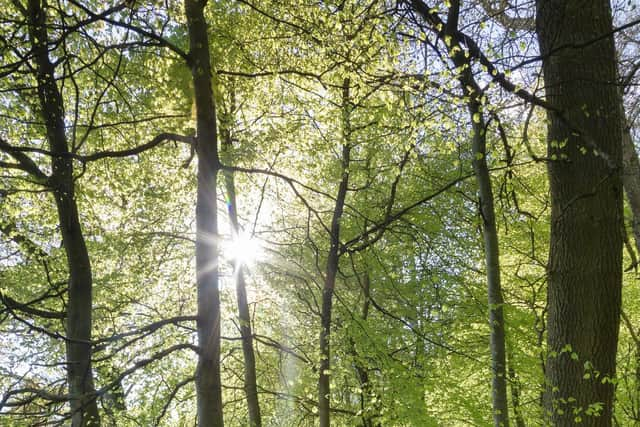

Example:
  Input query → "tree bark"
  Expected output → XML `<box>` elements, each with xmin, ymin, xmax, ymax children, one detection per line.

<box><xmin>318</xmin><ymin>79</ymin><xmax>351</xmax><ymax>427</ymax></box>
<box><xmin>26</xmin><ymin>1</ymin><xmax>100</xmax><ymax>425</ymax></box>
<box><xmin>443</xmin><ymin>2</ymin><xmax>510</xmax><ymax>424</ymax></box>
<box><xmin>536</xmin><ymin>1</ymin><xmax>623</xmax><ymax>424</ymax></box>
<box><xmin>221</xmin><ymin>122</ymin><xmax>262</xmax><ymax>426</ymax></box>
<box><xmin>184</xmin><ymin>1</ymin><xmax>224</xmax><ymax>425</ymax></box>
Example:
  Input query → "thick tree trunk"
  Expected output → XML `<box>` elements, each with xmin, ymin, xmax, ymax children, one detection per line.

<box><xmin>184</xmin><ymin>1</ymin><xmax>224</xmax><ymax>425</ymax></box>
<box><xmin>536</xmin><ymin>1</ymin><xmax>623</xmax><ymax>424</ymax></box>
<box><xmin>318</xmin><ymin>79</ymin><xmax>351</xmax><ymax>427</ymax></box>
<box><xmin>26</xmin><ymin>1</ymin><xmax>100</xmax><ymax>425</ymax></box>
<box><xmin>221</xmin><ymin>125</ymin><xmax>262</xmax><ymax>427</ymax></box>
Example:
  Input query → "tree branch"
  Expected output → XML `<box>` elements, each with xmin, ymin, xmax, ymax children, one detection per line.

<box><xmin>66</xmin><ymin>0</ymin><xmax>190</xmax><ymax>63</ymax></box>
<box><xmin>0</xmin><ymin>292</ymin><xmax>65</xmax><ymax>319</ymax></box>
<box><xmin>0</xmin><ymin>137</ymin><xmax>48</xmax><ymax>182</ymax></box>
<box><xmin>0</xmin><ymin>133</ymin><xmax>195</xmax><ymax>163</ymax></box>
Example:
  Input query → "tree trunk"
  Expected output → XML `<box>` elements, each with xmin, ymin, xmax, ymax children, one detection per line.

<box><xmin>620</xmin><ymin>75</ymin><xmax>640</xmax><ymax>427</ymax></box>
<box><xmin>26</xmin><ymin>1</ymin><xmax>100</xmax><ymax>425</ymax></box>
<box><xmin>621</xmin><ymin>121</ymin><xmax>640</xmax><ymax>422</ymax></box>
<box><xmin>635</xmin><ymin>340</ymin><xmax>640</xmax><ymax>422</ymax></box>
<box><xmin>352</xmin><ymin>268</ymin><xmax>381</xmax><ymax>427</ymax></box>
<box><xmin>508</xmin><ymin>356</ymin><xmax>526</xmax><ymax>427</ymax></box>
<box><xmin>318</xmin><ymin>79</ymin><xmax>351</xmax><ymax>427</ymax></box>
<box><xmin>622</xmin><ymin>311</ymin><xmax>640</xmax><ymax>422</ymax></box>
<box><xmin>442</xmin><ymin>2</ymin><xmax>510</xmax><ymax>424</ymax></box>
<box><xmin>467</xmin><ymin>97</ymin><xmax>510</xmax><ymax>427</ymax></box>
<box><xmin>536</xmin><ymin>1</ymin><xmax>623</xmax><ymax>424</ymax></box>
<box><xmin>221</xmin><ymin>124</ymin><xmax>262</xmax><ymax>426</ymax></box>
<box><xmin>622</xmin><ymin>115</ymin><xmax>640</xmax><ymax>258</ymax></box>
<box><xmin>184</xmin><ymin>1</ymin><xmax>224</xmax><ymax>425</ymax></box>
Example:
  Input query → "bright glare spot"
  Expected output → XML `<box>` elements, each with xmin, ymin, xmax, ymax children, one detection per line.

<box><xmin>227</xmin><ymin>233</ymin><xmax>263</xmax><ymax>266</ymax></box>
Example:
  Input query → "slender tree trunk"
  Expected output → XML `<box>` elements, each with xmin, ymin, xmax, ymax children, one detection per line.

<box><xmin>319</xmin><ymin>79</ymin><xmax>351</xmax><ymax>427</ymax></box>
<box><xmin>478</xmin><ymin>108</ymin><xmax>509</xmax><ymax>426</ymax></box>
<box><xmin>441</xmin><ymin>2</ymin><xmax>509</xmax><ymax>424</ymax></box>
<box><xmin>622</xmin><ymin>311</ymin><xmax>640</xmax><ymax>422</ymax></box>
<box><xmin>508</xmin><ymin>356</ymin><xmax>526</xmax><ymax>427</ymax></box>
<box><xmin>621</xmin><ymin>122</ymin><xmax>640</xmax><ymax>422</ymax></box>
<box><xmin>467</xmin><ymin>97</ymin><xmax>510</xmax><ymax>427</ymax></box>
<box><xmin>221</xmin><ymin>123</ymin><xmax>262</xmax><ymax>426</ymax></box>
<box><xmin>620</xmin><ymin>111</ymin><xmax>640</xmax><ymax>422</ymax></box>
<box><xmin>26</xmin><ymin>1</ymin><xmax>100</xmax><ymax>425</ymax></box>
<box><xmin>184</xmin><ymin>1</ymin><xmax>224</xmax><ymax>425</ymax></box>
<box><xmin>352</xmin><ymin>268</ymin><xmax>381</xmax><ymax>427</ymax></box>
<box><xmin>536</xmin><ymin>1</ymin><xmax>623</xmax><ymax>424</ymax></box>
<box><xmin>622</xmin><ymin>116</ymin><xmax>640</xmax><ymax>258</ymax></box>
<box><xmin>619</xmin><ymin>70</ymin><xmax>640</xmax><ymax>425</ymax></box>
<box><xmin>635</xmin><ymin>340</ymin><xmax>640</xmax><ymax>422</ymax></box>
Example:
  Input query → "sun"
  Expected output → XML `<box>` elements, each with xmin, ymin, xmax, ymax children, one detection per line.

<box><xmin>226</xmin><ymin>232</ymin><xmax>263</xmax><ymax>267</ymax></box>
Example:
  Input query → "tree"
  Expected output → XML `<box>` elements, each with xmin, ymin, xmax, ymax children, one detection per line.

<box><xmin>0</xmin><ymin>1</ymin><xmax>104</xmax><ymax>424</ymax></box>
<box><xmin>536</xmin><ymin>0</ymin><xmax>624</xmax><ymax>423</ymax></box>
<box><xmin>219</xmin><ymin>85</ymin><xmax>262</xmax><ymax>427</ymax></box>
<box><xmin>184</xmin><ymin>0</ymin><xmax>224</xmax><ymax>425</ymax></box>
<box><xmin>2</xmin><ymin>0</ymin><xmax>640</xmax><ymax>425</ymax></box>
<box><xmin>408</xmin><ymin>1</ymin><xmax>511</xmax><ymax>423</ymax></box>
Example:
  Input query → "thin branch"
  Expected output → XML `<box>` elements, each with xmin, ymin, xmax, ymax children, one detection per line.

<box><xmin>66</xmin><ymin>0</ymin><xmax>190</xmax><ymax>63</ymax></box>
<box><xmin>93</xmin><ymin>315</ymin><xmax>198</xmax><ymax>346</ymax></box>
<box><xmin>154</xmin><ymin>376</ymin><xmax>195</xmax><ymax>426</ymax></box>
<box><xmin>408</xmin><ymin>0</ymin><xmax>620</xmax><ymax>171</ymax></box>
<box><xmin>343</xmin><ymin>172</ymin><xmax>475</xmax><ymax>252</ymax></box>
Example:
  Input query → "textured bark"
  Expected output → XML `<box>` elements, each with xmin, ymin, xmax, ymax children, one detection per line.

<box><xmin>184</xmin><ymin>1</ymin><xmax>224</xmax><ymax>425</ymax></box>
<box><xmin>443</xmin><ymin>2</ymin><xmax>509</xmax><ymax>424</ymax></box>
<box><xmin>536</xmin><ymin>1</ymin><xmax>623</xmax><ymax>424</ymax></box>
<box><xmin>318</xmin><ymin>79</ymin><xmax>351</xmax><ymax>427</ymax></box>
<box><xmin>221</xmin><ymin>125</ymin><xmax>262</xmax><ymax>427</ymax></box>
<box><xmin>26</xmin><ymin>1</ymin><xmax>100</xmax><ymax>425</ymax></box>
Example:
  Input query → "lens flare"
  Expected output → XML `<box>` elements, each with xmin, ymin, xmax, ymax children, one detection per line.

<box><xmin>227</xmin><ymin>232</ymin><xmax>262</xmax><ymax>266</ymax></box>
